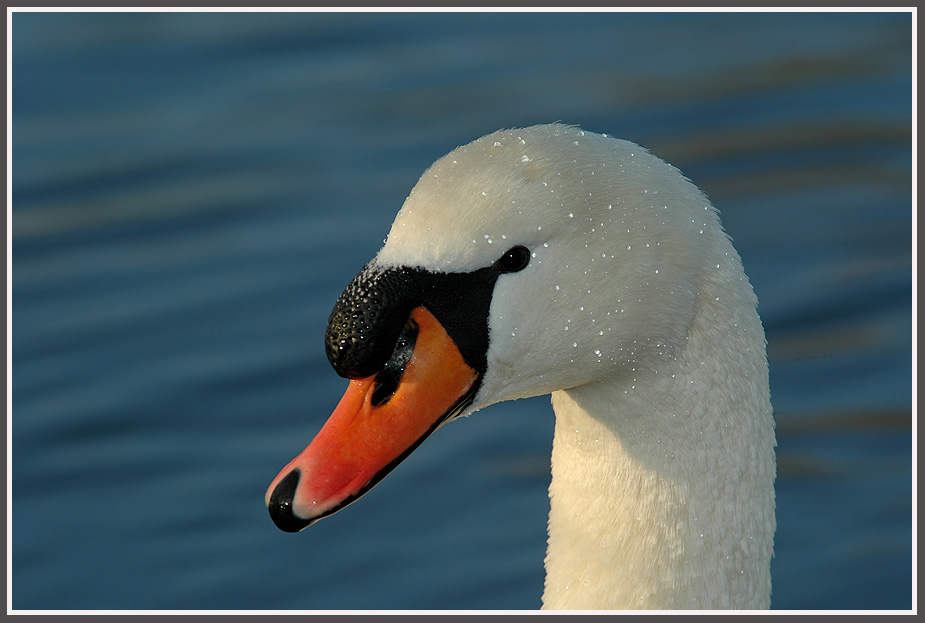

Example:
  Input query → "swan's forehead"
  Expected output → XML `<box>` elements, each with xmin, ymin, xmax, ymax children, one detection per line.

<box><xmin>376</xmin><ymin>125</ymin><xmax>634</xmax><ymax>271</ymax></box>
<box><xmin>374</xmin><ymin>124</ymin><xmax>712</xmax><ymax>277</ymax></box>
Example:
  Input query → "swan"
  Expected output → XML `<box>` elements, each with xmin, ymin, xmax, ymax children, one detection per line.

<box><xmin>266</xmin><ymin>123</ymin><xmax>776</xmax><ymax>610</ymax></box>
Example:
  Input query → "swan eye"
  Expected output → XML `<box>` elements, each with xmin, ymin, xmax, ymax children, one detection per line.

<box><xmin>496</xmin><ymin>245</ymin><xmax>531</xmax><ymax>273</ymax></box>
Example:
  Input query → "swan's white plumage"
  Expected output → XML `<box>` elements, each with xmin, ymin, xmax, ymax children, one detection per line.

<box><xmin>376</xmin><ymin>124</ymin><xmax>775</xmax><ymax>610</ymax></box>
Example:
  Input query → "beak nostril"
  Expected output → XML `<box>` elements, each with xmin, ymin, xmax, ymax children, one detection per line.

<box><xmin>268</xmin><ymin>469</ymin><xmax>311</xmax><ymax>533</ymax></box>
<box><xmin>371</xmin><ymin>316</ymin><xmax>420</xmax><ymax>407</ymax></box>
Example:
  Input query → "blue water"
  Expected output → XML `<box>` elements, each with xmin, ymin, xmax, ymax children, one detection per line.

<box><xmin>11</xmin><ymin>11</ymin><xmax>913</xmax><ymax>611</ymax></box>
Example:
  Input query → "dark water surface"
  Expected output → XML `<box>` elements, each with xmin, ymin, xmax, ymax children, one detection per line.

<box><xmin>11</xmin><ymin>11</ymin><xmax>913</xmax><ymax>611</ymax></box>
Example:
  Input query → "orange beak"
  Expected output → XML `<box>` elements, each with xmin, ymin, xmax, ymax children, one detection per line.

<box><xmin>265</xmin><ymin>306</ymin><xmax>479</xmax><ymax>532</ymax></box>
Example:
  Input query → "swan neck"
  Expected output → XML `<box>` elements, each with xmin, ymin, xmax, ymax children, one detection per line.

<box><xmin>542</xmin><ymin>285</ymin><xmax>775</xmax><ymax>610</ymax></box>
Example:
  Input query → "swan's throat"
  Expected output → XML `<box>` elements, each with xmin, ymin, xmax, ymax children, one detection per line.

<box><xmin>542</xmin><ymin>296</ymin><xmax>775</xmax><ymax>610</ymax></box>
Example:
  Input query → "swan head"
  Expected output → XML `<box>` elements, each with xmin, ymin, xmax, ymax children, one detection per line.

<box><xmin>266</xmin><ymin>123</ymin><xmax>733</xmax><ymax>532</ymax></box>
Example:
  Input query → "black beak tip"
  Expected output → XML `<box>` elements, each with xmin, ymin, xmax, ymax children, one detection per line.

<box><xmin>267</xmin><ymin>469</ymin><xmax>313</xmax><ymax>533</ymax></box>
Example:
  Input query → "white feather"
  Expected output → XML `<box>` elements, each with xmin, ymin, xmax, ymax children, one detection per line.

<box><xmin>378</xmin><ymin>124</ymin><xmax>774</xmax><ymax>610</ymax></box>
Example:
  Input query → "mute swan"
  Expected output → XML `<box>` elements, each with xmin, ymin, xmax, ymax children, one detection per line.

<box><xmin>266</xmin><ymin>124</ymin><xmax>776</xmax><ymax>610</ymax></box>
